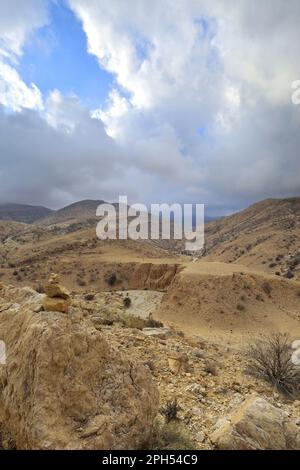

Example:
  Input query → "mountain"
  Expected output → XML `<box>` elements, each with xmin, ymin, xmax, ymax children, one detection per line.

<box><xmin>204</xmin><ymin>197</ymin><xmax>300</xmax><ymax>278</ymax></box>
<box><xmin>0</xmin><ymin>203</ymin><xmax>53</xmax><ymax>224</ymax></box>
<box><xmin>36</xmin><ymin>200</ymin><xmax>105</xmax><ymax>226</ymax></box>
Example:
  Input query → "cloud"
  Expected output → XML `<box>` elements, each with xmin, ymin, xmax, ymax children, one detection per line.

<box><xmin>0</xmin><ymin>92</ymin><xmax>126</xmax><ymax>208</ymax></box>
<box><xmin>0</xmin><ymin>0</ymin><xmax>48</xmax><ymax>111</ymax></box>
<box><xmin>1</xmin><ymin>0</ymin><xmax>300</xmax><ymax>212</ymax></box>
<box><xmin>67</xmin><ymin>0</ymin><xmax>300</xmax><ymax>210</ymax></box>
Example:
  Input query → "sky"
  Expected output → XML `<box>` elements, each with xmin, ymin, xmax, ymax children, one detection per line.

<box><xmin>0</xmin><ymin>0</ymin><xmax>300</xmax><ymax>215</ymax></box>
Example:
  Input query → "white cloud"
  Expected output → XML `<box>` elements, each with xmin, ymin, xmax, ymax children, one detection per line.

<box><xmin>0</xmin><ymin>0</ymin><xmax>48</xmax><ymax>111</ymax></box>
<box><xmin>0</xmin><ymin>62</ymin><xmax>43</xmax><ymax>111</ymax></box>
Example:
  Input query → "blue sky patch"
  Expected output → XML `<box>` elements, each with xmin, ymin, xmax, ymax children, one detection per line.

<box><xmin>17</xmin><ymin>0</ymin><xmax>114</xmax><ymax>109</ymax></box>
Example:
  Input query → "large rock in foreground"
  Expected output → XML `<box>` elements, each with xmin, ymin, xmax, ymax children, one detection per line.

<box><xmin>0</xmin><ymin>286</ymin><xmax>159</xmax><ymax>449</ymax></box>
<box><xmin>210</xmin><ymin>395</ymin><xmax>300</xmax><ymax>450</ymax></box>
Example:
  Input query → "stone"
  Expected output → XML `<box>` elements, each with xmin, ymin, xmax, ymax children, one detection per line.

<box><xmin>44</xmin><ymin>274</ymin><xmax>70</xmax><ymax>299</ymax></box>
<box><xmin>0</xmin><ymin>286</ymin><xmax>159</xmax><ymax>450</ymax></box>
<box><xmin>168</xmin><ymin>351</ymin><xmax>189</xmax><ymax>375</ymax></box>
<box><xmin>142</xmin><ymin>327</ymin><xmax>172</xmax><ymax>339</ymax></box>
<box><xmin>210</xmin><ymin>395</ymin><xmax>300</xmax><ymax>450</ymax></box>
<box><xmin>42</xmin><ymin>296</ymin><xmax>71</xmax><ymax>313</ymax></box>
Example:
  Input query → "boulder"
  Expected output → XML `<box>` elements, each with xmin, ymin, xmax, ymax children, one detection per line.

<box><xmin>44</xmin><ymin>273</ymin><xmax>70</xmax><ymax>299</ymax></box>
<box><xmin>42</xmin><ymin>296</ymin><xmax>71</xmax><ymax>313</ymax></box>
<box><xmin>42</xmin><ymin>274</ymin><xmax>71</xmax><ymax>313</ymax></box>
<box><xmin>0</xmin><ymin>287</ymin><xmax>159</xmax><ymax>449</ymax></box>
<box><xmin>210</xmin><ymin>395</ymin><xmax>300</xmax><ymax>450</ymax></box>
<box><xmin>168</xmin><ymin>351</ymin><xmax>189</xmax><ymax>375</ymax></box>
<box><xmin>142</xmin><ymin>327</ymin><xmax>172</xmax><ymax>339</ymax></box>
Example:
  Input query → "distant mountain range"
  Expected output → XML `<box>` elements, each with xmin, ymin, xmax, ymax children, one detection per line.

<box><xmin>0</xmin><ymin>200</ymin><xmax>220</xmax><ymax>225</ymax></box>
<box><xmin>0</xmin><ymin>203</ymin><xmax>53</xmax><ymax>224</ymax></box>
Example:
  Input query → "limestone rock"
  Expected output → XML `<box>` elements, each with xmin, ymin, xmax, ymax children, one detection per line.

<box><xmin>142</xmin><ymin>327</ymin><xmax>172</xmax><ymax>339</ymax></box>
<box><xmin>42</xmin><ymin>296</ymin><xmax>71</xmax><ymax>313</ymax></box>
<box><xmin>0</xmin><ymin>287</ymin><xmax>159</xmax><ymax>450</ymax></box>
<box><xmin>210</xmin><ymin>395</ymin><xmax>300</xmax><ymax>450</ymax></box>
<box><xmin>44</xmin><ymin>273</ymin><xmax>70</xmax><ymax>299</ymax></box>
<box><xmin>168</xmin><ymin>351</ymin><xmax>189</xmax><ymax>375</ymax></box>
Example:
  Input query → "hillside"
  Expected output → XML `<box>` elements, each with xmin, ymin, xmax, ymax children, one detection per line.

<box><xmin>36</xmin><ymin>199</ymin><xmax>105</xmax><ymax>226</ymax></box>
<box><xmin>203</xmin><ymin>198</ymin><xmax>300</xmax><ymax>279</ymax></box>
<box><xmin>0</xmin><ymin>203</ymin><xmax>53</xmax><ymax>223</ymax></box>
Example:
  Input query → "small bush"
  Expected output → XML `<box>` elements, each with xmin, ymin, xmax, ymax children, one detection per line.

<box><xmin>262</xmin><ymin>282</ymin><xmax>272</xmax><ymax>295</ymax></box>
<box><xmin>160</xmin><ymin>399</ymin><xmax>180</xmax><ymax>423</ymax></box>
<box><xmin>120</xmin><ymin>313</ymin><xmax>146</xmax><ymax>330</ymax></box>
<box><xmin>236</xmin><ymin>303</ymin><xmax>246</xmax><ymax>312</ymax></box>
<box><xmin>106</xmin><ymin>273</ymin><xmax>117</xmax><ymax>286</ymax></box>
<box><xmin>246</xmin><ymin>333</ymin><xmax>300</xmax><ymax>398</ymax></box>
<box><xmin>84</xmin><ymin>293</ymin><xmax>95</xmax><ymax>301</ymax></box>
<box><xmin>150</xmin><ymin>419</ymin><xmax>195</xmax><ymax>450</ymax></box>
<box><xmin>145</xmin><ymin>313</ymin><xmax>164</xmax><ymax>328</ymax></box>
<box><xmin>123</xmin><ymin>296</ymin><xmax>132</xmax><ymax>308</ymax></box>
<box><xmin>204</xmin><ymin>361</ymin><xmax>218</xmax><ymax>376</ymax></box>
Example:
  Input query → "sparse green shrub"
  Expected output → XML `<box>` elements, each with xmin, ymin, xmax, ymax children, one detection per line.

<box><xmin>246</xmin><ymin>333</ymin><xmax>300</xmax><ymax>398</ymax></box>
<box><xmin>106</xmin><ymin>273</ymin><xmax>117</xmax><ymax>286</ymax></box>
<box><xmin>150</xmin><ymin>418</ymin><xmax>195</xmax><ymax>450</ymax></box>
<box><xmin>120</xmin><ymin>312</ymin><xmax>146</xmax><ymax>329</ymax></box>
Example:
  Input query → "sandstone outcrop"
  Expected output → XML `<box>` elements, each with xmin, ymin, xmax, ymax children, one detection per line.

<box><xmin>0</xmin><ymin>286</ymin><xmax>159</xmax><ymax>449</ymax></box>
<box><xmin>42</xmin><ymin>273</ymin><xmax>71</xmax><ymax>313</ymax></box>
<box><xmin>168</xmin><ymin>351</ymin><xmax>190</xmax><ymax>375</ymax></box>
<box><xmin>210</xmin><ymin>395</ymin><xmax>300</xmax><ymax>450</ymax></box>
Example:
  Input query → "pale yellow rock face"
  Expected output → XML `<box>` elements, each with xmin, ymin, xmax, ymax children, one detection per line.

<box><xmin>42</xmin><ymin>296</ymin><xmax>71</xmax><ymax>313</ymax></box>
<box><xmin>210</xmin><ymin>395</ymin><xmax>300</xmax><ymax>450</ymax></box>
<box><xmin>0</xmin><ymin>286</ymin><xmax>159</xmax><ymax>450</ymax></box>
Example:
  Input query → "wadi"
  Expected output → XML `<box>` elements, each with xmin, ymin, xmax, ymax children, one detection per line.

<box><xmin>0</xmin><ymin>197</ymin><xmax>300</xmax><ymax>450</ymax></box>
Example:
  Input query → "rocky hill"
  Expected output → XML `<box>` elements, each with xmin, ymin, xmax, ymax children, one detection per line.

<box><xmin>204</xmin><ymin>198</ymin><xmax>300</xmax><ymax>279</ymax></box>
<box><xmin>36</xmin><ymin>200</ymin><xmax>105</xmax><ymax>227</ymax></box>
<box><xmin>0</xmin><ymin>204</ymin><xmax>53</xmax><ymax>224</ymax></box>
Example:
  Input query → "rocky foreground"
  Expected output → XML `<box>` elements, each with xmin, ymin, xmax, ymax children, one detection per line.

<box><xmin>0</xmin><ymin>280</ymin><xmax>300</xmax><ymax>450</ymax></box>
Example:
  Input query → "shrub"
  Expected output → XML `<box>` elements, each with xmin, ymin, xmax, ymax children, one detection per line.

<box><xmin>204</xmin><ymin>361</ymin><xmax>218</xmax><ymax>376</ymax></box>
<box><xmin>160</xmin><ymin>399</ymin><xmax>180</xmax><ymax>423</ymax></box>
<box><xmin>246</xmin><ymin>333</ymin><xmax>300</xmax><ymax>397</ymax></box>
<box><xmin>123</xmin><ymin>296</ymin><xmax>132</xmax><ymax>308</ymax></box>
<box><xmin>150</xmin><ymin>419</ymin><xmax>195</xmax><ymax>450</ymax></box>
<box><xmin>84</xmin><ymin>293</ymin><xmax>95</xmax><ymax>301</ymax></box>
<box><xmin>106</xmin><ymin>273</ymin><xmax>117</xmax><ymax>286</ymax></box>
<box><xmin>236</xmin><ymin>303</ymin><xmax>246</xmax><ymax>312</ymax></box>
<box><xmin>145</xmin><ymin>313</ymin><xmax>164</xmax><ymax>328</ymax></box>
<box><xmin>120</xmin><ymin>313</ymin><xmax>146</xmax><ymax>330</ymax></box>
<box><xmin>262</xmin><ymin>282</ymin><xmax>272</xmax><ymax>295</ymax></box>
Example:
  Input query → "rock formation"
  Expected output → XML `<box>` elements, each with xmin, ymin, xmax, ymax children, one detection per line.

<box><xmin>210</xmin><ymin>395</ymin><xmax>300</xmax><ymax>450</ymax></box>
<box><xmin>42</xmin><ymin>273</ymin><xmax>71</xmax><ymax>313</ymax></box>
<box><xmin>0</xmin><ymin>286</ymin><xmax>159</xmax><ymax>449</ymax></box>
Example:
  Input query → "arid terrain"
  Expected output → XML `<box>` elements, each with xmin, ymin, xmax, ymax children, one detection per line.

<box><xmin>1</xmin><ymin>197</ymin><xmax>300</xmax><ymax>449</ymax></box>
